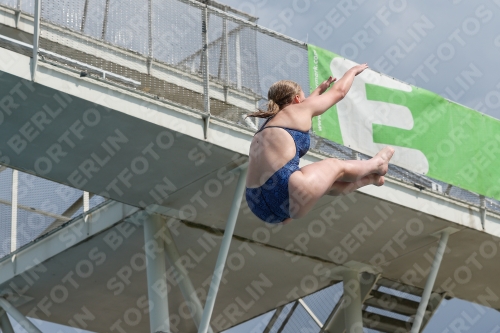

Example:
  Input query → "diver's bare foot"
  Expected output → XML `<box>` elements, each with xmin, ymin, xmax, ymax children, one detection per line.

<box><xmin>374</xmin><ymin>147</ymin><xmax>395</xmax><ymax>176</ymax></box>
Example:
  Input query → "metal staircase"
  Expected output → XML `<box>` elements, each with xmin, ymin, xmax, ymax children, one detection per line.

<box><xmin>321</xmin><ymin>276</ymin><xmax>446</xmax><ymax>333</ymax></box>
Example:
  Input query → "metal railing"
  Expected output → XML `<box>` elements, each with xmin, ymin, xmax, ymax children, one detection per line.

<box><xmin>0</xmin><ymin>166</ymin><xmax>106</xmax><ymax>259</ymax></box>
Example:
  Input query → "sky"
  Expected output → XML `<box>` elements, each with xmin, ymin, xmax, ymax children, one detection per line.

<box><xmin>5</xmin><ymin>0</ymin><xmax>500</xmax><ymax>332</ymax></box>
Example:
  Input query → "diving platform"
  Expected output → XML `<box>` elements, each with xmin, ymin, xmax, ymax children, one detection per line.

<box><xmin>0</xmin><ymin>1</ymin><xmax>499</xmax><ymax>332</ymax></box>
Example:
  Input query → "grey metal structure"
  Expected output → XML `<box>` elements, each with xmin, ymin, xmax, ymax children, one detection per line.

<box><xmin>0</xmin><ymin>0</ymin><xmax>499</xmax><ymax>332</ymax></box>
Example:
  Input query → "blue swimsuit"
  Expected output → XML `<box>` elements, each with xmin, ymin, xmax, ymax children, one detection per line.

<box><xmin>246</xmin><ymin>123</ymin><xmax>310</xmax><ymax>224</ymax></box>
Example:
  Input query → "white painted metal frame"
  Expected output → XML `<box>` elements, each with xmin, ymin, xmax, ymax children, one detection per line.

<box><xmin>411</xmin><ymin>230</ymin><xmax>450</xmax><ymax>333</ymax></box>
<box><xmin>14</xmin><ymin>0</ymin><xmax>21</xmax><ymax>28</ymax></box>
<box><xmin>298</xmin><ymin>298</ymin><xmax>323</xmax><ymax>327</ymax></box>
<box><xmin>0</xmin><ymin>298</ymin><xmax>42</xmax><ymax>333</ymax></box>
<box><xmin>197</xmin><ymin>164</ymin><xmax>248</xmax><ymax>333</ymax></box>
<box><xmin>201</xmin><ymin>5</ymin><xmax>211</xmax><ymax>140</ymax></box>
<box><xmin>31</xmin><ymin>0</ymin><xmax>41</xmax><ymax>81</ymax></box>
<box><xmin>10</xmin><ymin>170</ymin><xmax>18</xmax><ymax>253</ymax></box>
<box><xmin>0</xmin><ymin>201</ymin><xmax>139</xmax><ymax>286</ymax></box>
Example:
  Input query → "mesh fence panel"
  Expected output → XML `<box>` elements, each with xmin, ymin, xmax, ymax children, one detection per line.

<box><xmin>0</xmin><ymin>0</ymin><xmax>16</xmax><ymax>9</ymax></box>
<box><xmin>41</xmin><ymin>0</ymin><xmax>85</xmax><ymax>32</ymax></box>
<box><xmin>20</xmin><ymin>0</ymin><xmax>34</xmax><ymax>15</ymax></box>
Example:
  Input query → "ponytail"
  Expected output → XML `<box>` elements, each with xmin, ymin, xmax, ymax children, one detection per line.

<box><xmin>246</xmin><ymin>99</ymin><xmax>280</xmax><ymax>119</ymax></box>
<box><xmin>246</xmin><ymin>80</ymin><xmax>302</xmax><ymax>119</ymax></box>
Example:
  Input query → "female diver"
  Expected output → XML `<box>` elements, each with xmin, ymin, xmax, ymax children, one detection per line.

<box><xmin>245</xmin><ymin>64</ymin><xmax>395</xmax><ymax>225</ymax></box>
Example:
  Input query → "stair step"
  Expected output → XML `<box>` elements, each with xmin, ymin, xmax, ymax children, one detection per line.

<box><xmin>366</xmin><ymin>290</ymin><xmax>423</xmax><ymax>317</ymax></box>
<box><xmin>376</xmin><ymin>278</ymin><xmax>424</xmax><ymax>297</ymax></box>
<box><xmin>363</xmin><ymin>310</ymin><xmax>411</xmax><ymax>333</ymax></box>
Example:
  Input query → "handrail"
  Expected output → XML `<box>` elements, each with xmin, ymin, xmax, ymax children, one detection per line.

<box><xmin>0</xmin><ymin>34</ymin><xmax>141</xmax><ymax>86</ymax></box>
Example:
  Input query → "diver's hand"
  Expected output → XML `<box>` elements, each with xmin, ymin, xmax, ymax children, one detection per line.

<box><xmin>351</xmin><ymin>63</ymin><xmax>369</xmax><ymax>76</ymax></box>
<box><xmin>318</xmin><ymin>76</ymin><xmax>336</xmax><ymax>94</ymax></box>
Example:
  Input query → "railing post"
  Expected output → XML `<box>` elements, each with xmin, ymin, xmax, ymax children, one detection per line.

<box><xmin>81</xmin><ymin>0</ymin><xmax>89</xmax><ymax>33</ymax></box>
<box><xmin>480</xmin><ymin>195</ymin><xmax>487</xmax><ymax>229</ymax></box>
<box><xmin>15</xmin><ymin>0</ymin><xmax>22</xmax><ymax>28</ymax></box>
<box><xmin>235</xmin><ymin>29</ymin><xmax>241</xmax><ymax>90</ymax></box>
<box><xmin>201</xmin><ymin>5</ymin><xmax>211</xmax><ymax>139</ymax></box>
<box><xmin>220</xmin><ymin>5</ymin><xmax>230</xmax><ymax>102</ymax></box>
<box><xmin>10</xmin><ymin>170</ymin><xmax>18</xmax><ymax>253</ymax></box>
<box><xmin>147</xmin><ymin>0</ymin><xmax>153</xmax><ymax>74</ymax></box>
<box><xmin>101</xmin><ymin>0</ymin><xmax>110</xmax><ymax>40</ymax></box>
<box><xmin>31</xmin><ymin>0</ymin><xmax>41</xmax><ymax>81</ymax></box>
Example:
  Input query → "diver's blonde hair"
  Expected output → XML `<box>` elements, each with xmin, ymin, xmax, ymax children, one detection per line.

<box><xmin>247</xmin><ymin>80</ymin><xmax>301</xmax><ymax>118</ymax></box>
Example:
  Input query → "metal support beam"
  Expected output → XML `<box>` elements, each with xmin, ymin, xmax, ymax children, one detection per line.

<box><xmin>276</xmin><ymin>301</ymin><xmax>299</xmax><ymax>333</ymax></box>
<box><xmin>197</xmin><ymin>164</ymin><xmax>248</xmax><ymax>333</ymax></box>
<box><xmin>31</xmin><ymin>0</ymin><xmax>41</xmax><ymax>81</ymax></box>
<box><xmin>201</xmin><ymin>5</ymin><xmax>211</xmax><ymax>140</ymax></box>
<box><xmin>298</xmin><ymin>298</ymin><xmax>323</xmax><ymax>327</ymax></box>
<box><xmin>163</xmin><ymin>225</ymin><xmax>214</xmax><ymax>333</ymax></box>
<box><xmin>0</xmin><ymin>308</ymin><xmax>15</xmax><ymax>333</ymax></box>
<box><xmin>1</xmin><ymin>197</ymin><xmax>71</xmax><ymax>222</ymax></box>
<box><xmin>262</xmin><ymin>304</ymin><xmax>285</xmax><ymax>333</ymax></box>
<box><xmin>322</xmin><ymin>273</ymin><xmax>379</xmax><ymax>333</ymax></box>
<box><xmin>0</xmin><ymin>298</ymin><xmax>42</xmax><ymax>333</ymax></box>
<box><xmin>10</xmin><ymin>170</ymin><xmax>18</xmax><ymax>253</ymax></box>
<box><xmin>144</xmin><ymin>214</ymin><xmax>170</xmax><ymax>333</ymax></box>
<box><xmin>411</xmin><ymin>231</ymin><xmax>450</xmax><ymax>333</ymax></box>
<box><xmin>342</xmin><ymin>270</ymin><xmax>364</xmax><ymax>333</ymax></box>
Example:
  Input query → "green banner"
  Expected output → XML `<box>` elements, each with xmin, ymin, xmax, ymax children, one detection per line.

<box><xmin>308</xmin><ymin>44</ymin><xmax>500</xmax><ymax>201</ymax></box>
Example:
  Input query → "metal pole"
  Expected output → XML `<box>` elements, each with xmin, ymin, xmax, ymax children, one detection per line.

<box><xmin>298</xmin><ymin>298</ymin><xmax>323</xmax><ymax>327</ymax></box>
<box><xmin>10</xmin><ymin>170</ymin><xmax>18</xmax><ymax>253</ymax></box>
<box><xmin>144</xmin><ymin>214</ymin><xmax>170</xmax><ymax>333</ymax></box>
<box><xmin>197</xmin><ymin>165</ymin><xmax>248</xmax><ymax>333</ymax></box>
<box><xmin>201</xmin><ymin>5</ymin><xmax>211</xmax><ymax>139</ymax></box>
<box><xmin>263</xmin><ymin>304</ymin><xmax>285</xmax><ymax>333</ymax></box>
<box><xmin>276</xmin><ymin>301</ymin><xmax>299</xmax><ymax>333</ymax></box>
<box><xmin>81</xmin><ymin>0</ymin><xmax>89</xmax><ymax>32</ymax></box>
<box><xmin>31</xmin><ymin>0</ymin><xmax>41</xmax><ymax>81</ymax></box>
<box><xmin>0</xmin><ymin>309</ymin><xmax>15</xmax><ymax>333</ymax></box>
<box><xmin>147</xmin><ymin>0</ymin><xmax>153</xmax><ymax>74</ymax></box>
<box><xmin>234</xmin><ymin>29</ymin><xmax>241</xmax><ymax>90</ymax></box>
<box><xmin>0</xmin><ymin>298</ymin><xmax>42</xmax><ymax>333</ymax></box>
<box><xmin>101</xmin><ymin>0</ymin><xmax>110</xmax><ymax>40</ymax></box>
<box><xmin>411</xmin><ymin>231</ymin><xmax>450</xmax><ymax>333</ymax></box>
<box><xmin>342</xmin><ymin>269</ymin><xmax>363</xmax><ymax>333</ymax></box>
<box><xmin>163</xmin><ymin>226</ymin><xmax>214</xmax><ymax>333</ymax></box>
<box><xmin>15</xmin><ymin>0</ymin><xmax>21</xmax><ymax>28</ymax></box>
<box><xmin>480</xmin><ymin>195</ymin><xmax>486</xmax><ymax>229</ymax></box>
